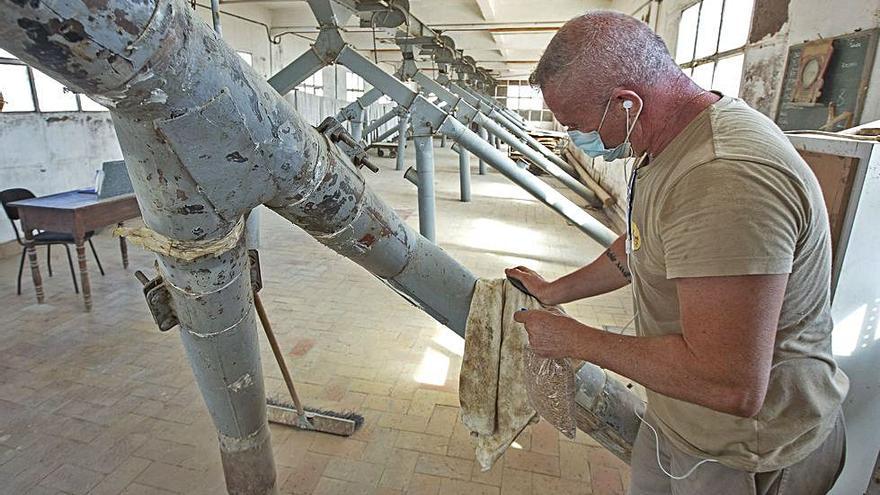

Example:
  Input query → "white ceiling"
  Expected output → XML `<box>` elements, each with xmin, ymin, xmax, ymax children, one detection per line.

<box><xmin>221</xmin><ymin>0</ymin><xmax>613</xmax><ymax>78</ymax></box>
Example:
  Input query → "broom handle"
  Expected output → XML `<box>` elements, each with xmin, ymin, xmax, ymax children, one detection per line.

<box><xmin>254</xmin><ymin>292</ymin><xmax>307</xmax><ymax>418</ymax></box>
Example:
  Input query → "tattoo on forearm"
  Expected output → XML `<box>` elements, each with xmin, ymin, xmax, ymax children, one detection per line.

<box><xmin>605</xmin><ymin>250</ymin><xmax>631</xmax><ymax>281</ymax></box>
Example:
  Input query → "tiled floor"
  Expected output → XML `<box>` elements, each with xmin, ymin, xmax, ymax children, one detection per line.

<box><xmin>0</xmin><ymin>143</ymin><xmax>635</xmax><ymax>494</ymax></box>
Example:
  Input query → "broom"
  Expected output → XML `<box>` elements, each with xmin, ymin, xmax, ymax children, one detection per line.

<box><xmin>254</xmin><ymin>292</ymin><xmax>364</xmax><ymax>436</ymax></box>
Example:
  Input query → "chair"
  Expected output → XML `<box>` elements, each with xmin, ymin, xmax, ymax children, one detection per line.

<box><xmin>1</xmin><ymin>188</ymin><xmax>105</xmax><ymax>295</ymax></box>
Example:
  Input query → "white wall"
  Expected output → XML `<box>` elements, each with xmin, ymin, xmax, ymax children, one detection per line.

<box><xmin>0</xmin><ymin>113</ymin><xmax>123</xmax><ymax>243</ymax></box>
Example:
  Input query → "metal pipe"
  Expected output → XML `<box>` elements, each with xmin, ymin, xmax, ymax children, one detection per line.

<box><xmin>0</xmin><ymin>2</ymin><xmax>476</xmax><ymax>491</ymax></box>
<box><xmin>351</xmin><ymin>108</ymin><xmax>364</xmax><ymax>142</ymax></box>
<box><xmin>0</xmin><ymin>2</ymin><xmax>277</xmax><ymax>491</ymax></box>
<box><xmin>210</xmin><ymin>0</ymin><xmax>222</xmax><ymax>34</ymax></box>
<box><xmin>446</xmin><ymin>80</ymin><xmax>579</xmax><ymax>178</ymax></box>
<box><xmin>374</xmin><ymin>123</ymin><xmax>399</xmax><ymax>144</ymax></box>
<box><xmin>458</xmin><ymin>139</ymin><xmax>472</xmax><ymax>202</ymax></box>
<box><xmin>363</xmin><ymin>107</ymin><xmax>397</xmax><ymax>136</ymax></box>
<box><xmin>268</xmin><ymin>47</ymin><xmax>325</xmax><ymax>95</ymax></box>
<box><xmin>336</xmin><ymin>86</ymin><xmax>384</xmax><ymax>123</ymax></box>
<box><xmin>475</xmin><ymin>113</ymin><xmax>601</xmax><ymax>207</ymax></box>
<box><xmin>478</xmin><ymin>126</ymin><xmax>488</xmax><ymax>175</ymax></box>
<box><xmin>395</xmin><ymin>110</ymin><xmax>409</xmax><ymax>172</ymax></box>
<box><xmin>413</xmin><ymin>133</ymin><xmax>437</xmax><ymax>242</ymax></box>
<box><xmin>440</xmin><ymin>133</ymin><xmax>447</xmax><ymax>148</ymax></box>
<box><xmin>439</xmin><ymin>117</ymin><xmax>618</xmax><ymax>247</ymax></box>
<box><xmin>491</xmin><ymin>108</ymin><xmax>578</xmax><ymax>177</ymax></box>
<box><xmin>5</xmin><ymin>0</ymin><xmax>645</xmax><ymax>469</ymax></box>
<box><xmin>410</xmin><ymin>73</ymin><xmax>597</xmax><ymax>205</ymax></box>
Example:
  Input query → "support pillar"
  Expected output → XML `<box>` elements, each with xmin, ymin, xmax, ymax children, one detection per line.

<box><xmin>458</xmin><ymin>140</ymin><xmax>471</xmax><ymax>202</ymax></box>
<box><xmin>351</xmin><ymin>108</ymin><xmax>364</xmax><ymax>143</ymax></box>
<box><xmin>210</xmin><ymin>0</ymin><xmax>222</xmax><ymax>34</ymax></box>
<box><xmin>413</xmin><ymin>127</ymin><xmax>436</xmax><ymax>242</ymax></box>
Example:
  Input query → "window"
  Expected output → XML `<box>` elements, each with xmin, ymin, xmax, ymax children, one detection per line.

<box><xmin>495</xmin><ymin>80</ymin><xmax>554</xmax><ymax>123</ymax></box>
<box><xmin>0</xmin><ymin>47</ymin><xmax>108</xmax><ymax>113</ymax></box>
<box><xmin>33</xmin><ymin>69</ymin><xmax>78</xmax><ymax>112</ymax></box>
<box><xmin>675</xmin><ymin>0</ymin><xmax>754</xmax><ymax>97</ymax></box>
<box><xmin>0</xmin><ymin>48</ymin><xmax>35</xmax><ymax>112</ymax></box>
<box><xmin>237</xmin><ymin>51</ymin><xmax>253</xmax><ymax>66</ymax></box>
<box><xmin>296</xmin><ymin>71</ymin><xmax>323</xmax><ymax>97</ymax></box>
<box><xmin>345</xmin><ymin>72</ymin><xmax>365</xmax><ymax>102</ymax></box>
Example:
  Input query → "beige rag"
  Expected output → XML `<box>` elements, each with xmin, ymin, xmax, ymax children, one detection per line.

<box><xmin>460</xmin><ymin>278</ymin><xmax>576</xmax><ymax>471</ymax></box>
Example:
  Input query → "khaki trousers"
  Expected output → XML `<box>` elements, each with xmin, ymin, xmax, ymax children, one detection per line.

<box><xmin>628</xmin><ymin>410</ymin><xmax>846</xmax><ymax>495</ymax></box>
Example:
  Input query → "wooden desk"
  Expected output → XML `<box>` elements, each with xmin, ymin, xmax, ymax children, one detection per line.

<box><xmin>9</xmin><ymin>191</ymin><xmax>141</xmax><ymax>311</ymax></box>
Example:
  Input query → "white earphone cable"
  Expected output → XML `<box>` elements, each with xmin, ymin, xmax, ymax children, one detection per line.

<box><xmin>618</xmin><ymin>107</ymin><xmax>719</xmax><ymax>479</ymax></box>
<box><xmin>634</xmin><ymin>409</ymin><xmax>719</xmax><ymax>480</ymax></box>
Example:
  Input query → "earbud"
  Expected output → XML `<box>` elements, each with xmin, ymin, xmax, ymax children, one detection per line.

<box><xmin>623</xmin><ymin>100</ymin><xmax>634</xmax><ymax>110</ymax></box>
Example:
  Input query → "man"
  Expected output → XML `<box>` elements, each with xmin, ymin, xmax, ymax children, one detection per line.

<box><xmin>506</xmin><ymin>11</ymin><xmax>849</xmax><ymax>495</ymax></box>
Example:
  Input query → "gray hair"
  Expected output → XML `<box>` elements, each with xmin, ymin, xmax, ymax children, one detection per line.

<box><xmin>531</xmin><ymin>11</ymin><xmax>680</xmax><ymax>101</ymax></box>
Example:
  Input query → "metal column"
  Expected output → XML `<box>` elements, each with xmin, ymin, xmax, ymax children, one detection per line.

<box><xmin>351</xmin><ymin>108</ymin><xmax>364</xmax><ymax>143</ymax></box>
<box><xmin>413</xmin><ymin>131</ymin><xmax>437</xmax><ymax>242</ymax></box>
<box><xmin>210</xmin><ymin>0</ymin><xmax>222</xmax><ymax>34</ymax></box>
<box><xmin>458</xmin><ymin>140</ymin><xmax>472</xmax><ymax>202</ymax></box>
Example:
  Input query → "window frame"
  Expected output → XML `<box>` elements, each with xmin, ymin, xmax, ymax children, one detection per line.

<box><xmin>0</xmin><ymin>56</ymin><xmax>37</xmax><ymax>113</ymax></box>
<box><xmin>1</xmin><ymin>51</ymin><xmax>109</xmax><ymax>113</ymax></box>
<box><xmin>296</xmin><ymin>71</ymin><xmax>324</xmax><ymax>97</ymax></box>
<box><xmin>345</xmin><ymin>72</ymin><xmax>365</xmax><ymax>103</ymax></box>
<box><xmin>495</xmin><ymin>80</ymin><xmax>555</xmax><ymax>123</ymax></box>
<box><xmin>675</xmin><ymin>0</ymin><xmax>754</xmax><ymax>96</ymax></box>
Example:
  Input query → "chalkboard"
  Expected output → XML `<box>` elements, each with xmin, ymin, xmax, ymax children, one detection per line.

<box><xmin>775</xmin><ymin>29</ymin><xmax>878</xmax><ymax>131</ymax></box>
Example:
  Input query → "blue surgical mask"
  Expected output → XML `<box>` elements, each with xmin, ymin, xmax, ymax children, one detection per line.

<box><xmin>568</xmin><ymin>96</ymin><xmax>640</xmax><ymax>161</ymax></box>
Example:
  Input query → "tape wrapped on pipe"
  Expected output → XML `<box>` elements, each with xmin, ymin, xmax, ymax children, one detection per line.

<box><xmin>113</xmin><ymin>218</ymin><xmax>245</xmax><ymax>262</ymax></box>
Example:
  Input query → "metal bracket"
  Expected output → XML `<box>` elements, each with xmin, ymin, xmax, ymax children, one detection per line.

<box><xmin>316</xmin><ymin>116</ymin><xmax>380</xmax><ymax>173</ymax></box>
<box><xmin>135</xmin><ymin>250</ymin><xmax>263</xmax><ymax>332</ymax></box>
<box><xmin>135</xmin><ymin>270</ymin><xmax>179</xmax><ymax>332</ymax></box>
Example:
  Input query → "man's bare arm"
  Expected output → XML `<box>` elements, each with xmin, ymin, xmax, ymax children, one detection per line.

<box><xmin>517</xmin><ymin>273</ymin><xmax>785</xmax><ymax>417</ymax></box>
<box><xmin>506</xmin><ymin>234</ymin><xmax>630</xmax><ymax>305</ymax></box>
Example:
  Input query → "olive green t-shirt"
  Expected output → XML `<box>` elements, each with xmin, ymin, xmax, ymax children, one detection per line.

<box><xmin>629</xmin><ymin>95</ymin><xmax>849</xmax><ymax>472</ymax></box>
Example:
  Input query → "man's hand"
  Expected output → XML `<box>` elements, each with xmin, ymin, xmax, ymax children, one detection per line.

<box><xmin>505</xmin><ymin>266</ymin><xmax>553</xmax><ymax>304</ymax></box>
<box><xmin>513</xmin><ymin>308</ymin><xmax>576</xmax><ymax>359</ymax></box>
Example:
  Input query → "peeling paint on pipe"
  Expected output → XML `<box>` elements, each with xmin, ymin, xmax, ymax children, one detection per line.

<box><xmin>395</xmin><ymin>110</ymin><xmax>409</xmax><ymax>171</ymax></box>
<box><xmin>0</xmin><ymin>1</ymin><xmax>477</xmax><ymax>492</ymax></box>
